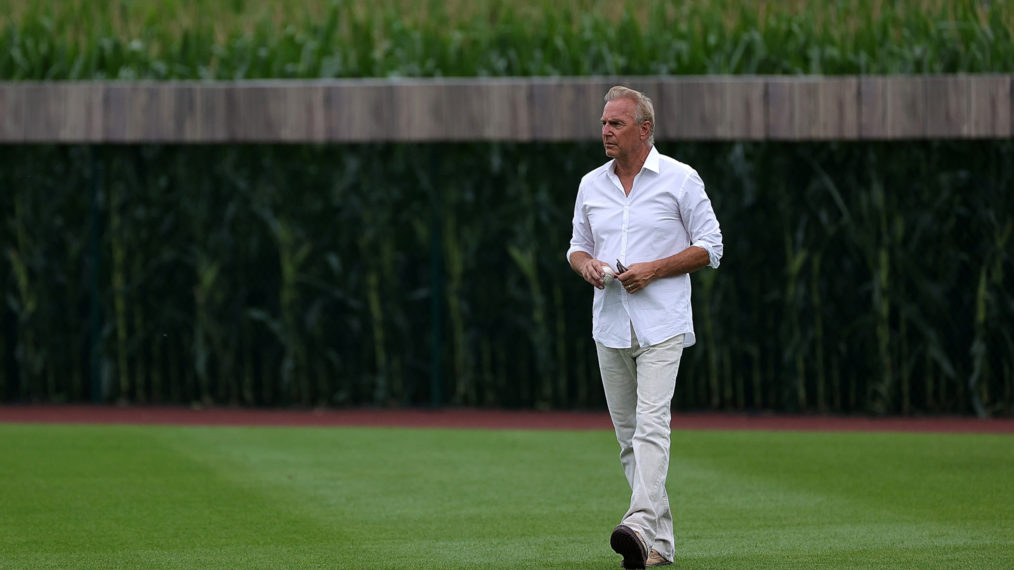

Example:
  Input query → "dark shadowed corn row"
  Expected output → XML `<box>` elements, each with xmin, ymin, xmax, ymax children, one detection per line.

<box><xmin>1</xmin><ymin>143</ymin><xmax>1011</xmax><ymax>415</ymax></box>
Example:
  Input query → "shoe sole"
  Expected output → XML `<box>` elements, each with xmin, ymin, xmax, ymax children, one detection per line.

<box><xmin>610</xmin><ymin>525</ymin><xmax>647</xmax><ymax>569</ymax></box>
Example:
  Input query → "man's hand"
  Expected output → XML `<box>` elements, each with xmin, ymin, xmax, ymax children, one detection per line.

<box><xmin>571</xmin><ymin>252</ymin><xmax>612</xmax><ymax>289</ymax></box>
<box><xmin>581</xmin><ymin>257</ymin><xmax>613</xmax><ymax>289</ymax></box>
<box><xmin>617</xmin><ymin>261</ymin><xmax>657</xmax><ymax>294</ymax></box>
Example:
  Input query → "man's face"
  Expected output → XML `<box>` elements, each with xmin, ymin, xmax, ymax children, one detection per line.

<box><xmin>601</xmin><ymin>98</ymin><xmax>645</xmax><ymax>160</ymax></box>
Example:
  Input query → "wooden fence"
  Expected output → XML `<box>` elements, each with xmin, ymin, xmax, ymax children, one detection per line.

<box><xmin>0</xmin><ymin>75</ymin><xmax>1011</xmax><ymax>143</ymax></box>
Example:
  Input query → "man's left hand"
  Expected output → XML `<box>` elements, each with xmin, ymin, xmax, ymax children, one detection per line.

<box><xmin>617</xmin><ymin>262</ymin><xmax>656</xmax><ymax>294</ymax></box>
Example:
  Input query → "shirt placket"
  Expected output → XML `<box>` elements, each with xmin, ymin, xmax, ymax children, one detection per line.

<box><xmin>618</xmin><ymin>175</ymin><xmax>635</xmax><ymax>319</ymax></box>
<box><xmin>607</xmin><ymin>170</ymin><xmax>632</xmax><ymax>271</ymax></box>
<box><xmin>619</xmin><ymin>171</ymin><xmax>640</xmax><ymax>269</ymax></box>
<box><xmin>620</xmin><ymin>202</ymin><xmax>630</xmax><ymax>269</ymax></box>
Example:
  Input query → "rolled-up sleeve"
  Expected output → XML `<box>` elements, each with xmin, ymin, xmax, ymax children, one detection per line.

<box><xmin>680</xmin><ymin>171</ymin><xmax>723</xmax><ymax>269</ymax></box>
<box><xmin>566</xmin><ymin>185</ymin><xmax>594</xmax><ymax>264</ymax></box>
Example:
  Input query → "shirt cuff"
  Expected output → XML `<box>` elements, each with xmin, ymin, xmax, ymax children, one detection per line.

<box><xmin>566</xmin><ymin>246</ymin><xmax>591</xmax><ymax>265</ymax></box>
<box><xmin>698</xmin><ymin>243</ymin><xmax>722</xmax><ymax>269</ymax></box>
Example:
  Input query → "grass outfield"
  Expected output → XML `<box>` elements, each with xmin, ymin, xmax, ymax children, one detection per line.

<box><xmin>1</xmin><ymin>424</ymin><xmax>1011</xmax><ymax>568</ymax></box>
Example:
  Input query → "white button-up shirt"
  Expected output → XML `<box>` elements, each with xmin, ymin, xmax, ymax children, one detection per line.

<box><xmin>567</xmin><ymin>146</ymin><xmax>723</xmax><ymax>349</ymax></box>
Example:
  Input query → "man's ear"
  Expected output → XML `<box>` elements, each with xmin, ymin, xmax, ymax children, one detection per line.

<box><xmin>641</xmin><ymin>120</ymin><xmax>651</xmax><ymax>140</ymax></box>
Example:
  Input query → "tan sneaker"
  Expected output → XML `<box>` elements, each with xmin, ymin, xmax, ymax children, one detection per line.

<box><xmin>646</xmin><ymin>548</ymin><xmax>672</xmax><ymax>567</ymax></box>
<box><xmin>610</xmin><ymin>524</ymin><xmax>648</xmax><ymax>569</ymax></box>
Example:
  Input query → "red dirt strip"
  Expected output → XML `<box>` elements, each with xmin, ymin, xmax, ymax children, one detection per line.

<box><xmin>1</xmin><ymin>405</ymin><xmax>1013</xmax><ymax>434</ymax></box>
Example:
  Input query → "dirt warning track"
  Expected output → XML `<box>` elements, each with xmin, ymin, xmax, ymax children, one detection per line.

<box><xmin>2</xmin><ymin>405</ymin><xmax>1013</xmax><ymax>434</ymax></box>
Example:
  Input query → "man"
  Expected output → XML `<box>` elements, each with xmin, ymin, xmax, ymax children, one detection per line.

<box><xmin>566</xmin><ymin>86</ymin><xmax>723</xmax><ymax>568</ymax></box>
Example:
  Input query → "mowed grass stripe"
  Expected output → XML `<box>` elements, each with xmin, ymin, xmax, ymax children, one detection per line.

<box><xmin>671</xmin><ymin>431</ymin><xmax>1014</xmax><ymax>567</ymax></box>
<box><xmin>1</xmin><ymin>424</ymin><xmax>1011</xmax><ymax>568</ymax></box>
<box><xmin>0</xmin><ymin>424</ymin><xmax>345</xmax><ymax>567</ymax></box>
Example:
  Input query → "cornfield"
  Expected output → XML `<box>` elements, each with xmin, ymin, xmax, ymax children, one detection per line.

<box><xmin>2</xmin><ymin>0</ymin><xmax>1012</xmax><ymax>78</ymax></box>
<box><xmin>1</xmin><ymin>0</ymin><xmax>1012</xmax><ymax>415</ymax></box>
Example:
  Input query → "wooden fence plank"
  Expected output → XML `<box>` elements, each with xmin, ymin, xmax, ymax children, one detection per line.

<box><xmin>442</xmin><ymin>82</ymin><xmax>485</xmax><ymax>141</ymax></box>
<box><xmin>818</xmin><ymin>77</ymin><xmax>859</xmax><ymax>140</ymax></box>
<box><xmin>486</xmin><ymin>80</ymin><xmax>531</xmax><ymax>140</ymax></box>
<box><xmin>725</xmin><ymin>78</ymin><xmax>766</xmax><ymax>140</ymax></box>
<box><xmin>531</xmin><ymin>79</ymin><xmax>610</xmax><ymax>141</ymax></box>
<box><xmin>656</xmin><ymin>77</ymin><xmax>763</xmax><ymax>140</ymax></box>
<box><xmin>59</xmin><ymin>83</ymin><xmax>102</xmax><ymax>141</ymax></box>
<box><xmin>325</xmin><ymin>81</ymin><xmax>394</xmax><ymax>142</ymax></box>
<box><xmin>22</xmin><ymin>83</ymin><xmax>64</xmax><ymax>143</ymax></box>
<box><xmin>859</xmin><ymin>77</ymin><xmax>888</xmax><ymax>139</ymax></box>
<box><xmin>889</xmin><ymin>76</ymin><xmax>927</xmax><ymax>139</ymax></box>
<box><xmin>968</xmin><ymin>75</ymin><xmax>1012</xmax><ymax>138</ymax></box>
<box><xmin>101</xmin><ymin>85</ymin><xmax>130</xmax><ymax>142</ymax></box>
<box><xmin>860</xmin><ymin>76</ymin><xmax>926</xmax><ymax>139</ymax></box>
<box><xmin>674</xmin><ymin>78</ymin><xmax>727</xmax><ymax>140</ymax></box>
<box><xmin>1</xmin><ymin>76</ymin><xmax>1011</xmax><ymax>143</ymax></box>
<box><xmin>237</xmin><ymin>85</ymin><xmax>284</xmax><ymax>142</ymax></box>
<box><xmin>654</xmin><ymin>78</ymin><xmax>682</xmax><ymax>141</ymax></box>
<box><xmin>766</xmin><ymin>78</ymin><xmax>796</xmax><ymax>140</ymax></box>
<box><xmin>926</xmin><ymin>75</ymin><xmax>970</xmax><ymax>138</ymax></box>
<box><xmin>127</xmin><ymin>84</ymin><xmax>171</xmax><ymax>142</ymax></box>
<box><xmin>198</xmin><ymin>85</ymin><xmax>229</xmax><ymax>142</ymax></box>
<box><xmin>794</xmin><ymin>79</ymin><xmax>823</xmax><ymax>140</ymax></box>
<box><xmin>0</xmin><ymin>84</ymin><xmax>24</xmax><ymax>141</ymax></box>
<box><xmin>179</xmin><ymin>85</ymin><xmax>201</xmax><ymax>141</ymax></box>
<box><xmin>238</xmin><ymin>81</ymin><xmax>325</xmax><ymax>142</ymax></box>
<box><xmin>395</xmin><ymin>81</ymin><xmax>441</xmax><ymax>142</ymax></box>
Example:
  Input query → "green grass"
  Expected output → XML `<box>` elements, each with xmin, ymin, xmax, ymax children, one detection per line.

<box><xmin>1</xmin><ymin>423</ymin><xmax>1012</xmax><ymax>568</ymax></box>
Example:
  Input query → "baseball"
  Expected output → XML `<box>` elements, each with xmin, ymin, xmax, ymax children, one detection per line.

<box><xmin>601</xmin><ymin>264</ymin><xmax>615</xmax><ymax>285</ymax></box>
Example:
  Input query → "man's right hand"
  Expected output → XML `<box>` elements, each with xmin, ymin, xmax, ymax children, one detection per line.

<box><xmin>572</xmin><ymin>253</ymin><xmax>610</xmax><ymax>289</ymax></box>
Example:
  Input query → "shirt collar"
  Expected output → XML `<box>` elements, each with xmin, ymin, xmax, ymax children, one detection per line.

<box><xmin>643</xmin><ymin>145</ymin><xmax>660</xmax><ymax>173</ymax></box>
<box><xmin>607</xmin><ymin>145</ymin><xmax>660</xmax><ymax>177</ymax></box>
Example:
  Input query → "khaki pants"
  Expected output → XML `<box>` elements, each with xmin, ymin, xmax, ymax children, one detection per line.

<box><xmin>595</xmin><ymin>330</ymin><xmax>685</xmax><ymax>561</ymax></box>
